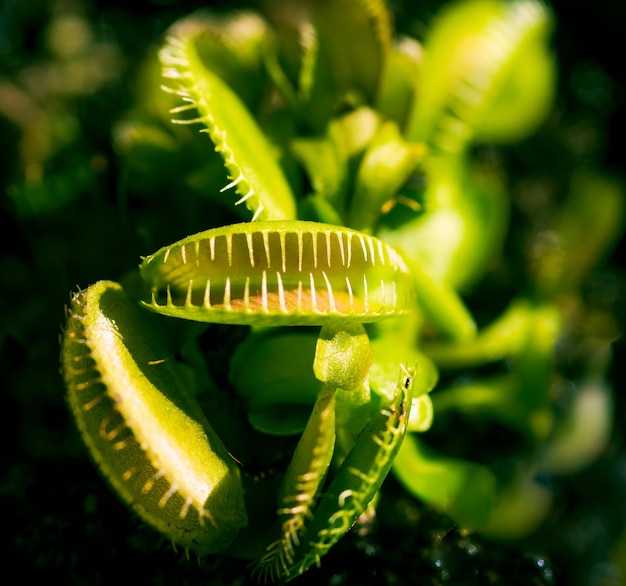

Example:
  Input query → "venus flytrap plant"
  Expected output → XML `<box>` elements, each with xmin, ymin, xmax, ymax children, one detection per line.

<box><xmin>254</xmin><ymin>323</ymin><xmax>415</xmax><ymax>581</ymax></box>
<box><xmin>380</xmin><ymin>0</ymin><xmax>554</xmax><ymax>295</ymax></box>
<box><xmin>394</xmin><ymin>166</ymin><xmax>623</xmax><ymax>536</ymax></box>
<box><xmin>281</xmin><ymin>365</ymin><xmax>414</xmax><ymax>579</ymax></box>
<box><xmin>60</xmin><ymin>0</ymin><xmax>622</xmax><ymax>580</ymax></box>
<box><xmin>254</xmin><ymin>324</ymin><xmax>373</xmax><ymax>581</ymax></box>
<box><xmin>257</xmin><ymin>387</ymin><xmax>336</xmax><ymax>581</ymax></box>
<box><xmin>159</xmin><ymin>20</ymin><xmax>296</xmax><ymax>222</ymax></box>
<box><xmin>393</xmin><ymin>302</ymin><xmax>561</xmax><ymax>536</ymax></box>
<box><xmin>404</xmin><ymin>0</ymin><xmax>555</xmax><ymax>152</ymax></box>
<box><xmin>63</xmin><ymin>4</ymin><xmax>432</xmax><ymax>569</ymax></box>
<box><xmin>262</xmin><ymin>0</ymin><xmax>392</xmax><ymax>133</ymax></box>
<box><xmin>62</xmin><ymin>281</ymin><xmax>248</xmax><ymax>555</ymax></box>
<box><xmin>139</xmin><ymin>221</ymin><xmax>416</xmax><ymax>325</ymax></box>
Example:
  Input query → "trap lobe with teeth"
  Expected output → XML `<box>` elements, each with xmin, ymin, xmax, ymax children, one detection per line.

<box><xmin>140</xmin><ymin>221</ymin><xmax>415</xmax><ymax>325</ymax></box>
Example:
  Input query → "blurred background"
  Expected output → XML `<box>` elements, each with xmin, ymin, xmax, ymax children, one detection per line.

<box><xmin>1</xmin><ymin>1</ymin><xmax>625</xmax><ymax>584</ymax></box>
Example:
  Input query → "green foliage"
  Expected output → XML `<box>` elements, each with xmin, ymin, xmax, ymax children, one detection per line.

<box><xmin>62</xmin><ymin>281</ymin><xmax>247</xmax><ymax>554</ymax></box>
<box><xmin>3</xmin><ymin>0</ymin><xmax>622</xmax><ymax>583</ymax></box>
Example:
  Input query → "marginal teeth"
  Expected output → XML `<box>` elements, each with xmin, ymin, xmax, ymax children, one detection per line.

<box><xmin>324</xmin><ymin>230</ymin><xmax>332</xmax><ymax>267</ymax></box>
<box><xmin>276</xmin><ymin>272</ymin><xmax>287</xmax><ymax>312</ymax></box>
<box><xmin>171</xmin><ymin>116</ymin><xmax>208</xmax><ymax>126</ymax></box>
<box><xmin>297</xmin><ymin>231</ymin><xmax>304</xmax><ymax>272</ymax></box>
<box><xmin>180</xmin><ymin>497</ymin><xmax>192</xmax><ymax>520</ymax></box>
<box><xmin>297</xmin><ymin>280</ymin><xmax>303</xmax><ymax>312</ymax></box>
<box><xmin>377</xmin><ymin>240</ymin><xmax>386</xmax><ymax>266</ymax></box>
<box><xmin>279</xmin><ymin>232</ymin><xmax>287</xmax><ymax>273</ymax></box>
<box><xmin>262</xmin><ymin>230</ymin><xmax>271</xmax><ymax>267</ymax></box>
<box><xmin>345</xmin><ymin>275</ymin><xmax>354</xmax><ymax>313</ymax></box>
<box><xmin>309</xmin><ymin>272</ymin><xmax>317</xmax><ymax>312</ymax></box>
<box><xmin>223</xmin><ymin>277</ymin><xmax>231</xmax><ymax>310</ymax></box>
<box><xmin>337</xmin><ymin>232</ymin><xmax>346</xmax><ymax>266</ymax></box>
<box><xmin>203</xmin><ymin>279</ymin><xmax>211</xmax><ymax>307</ymax></box>
<box><xmin>368</xmin><ymin>237</ymin><xmax>376</xmax><ymax>266</ymax></box>
<box><xmin>246</xmin><ymin>233</ymin><xmax>255</xmax><ymax>267</ymax></box>
<box><xmin>158</xmin><ymin>484</ymin><xmax>179</xmax><ymax>509</ymax></box>
<box><xmin>322</xmin><ymin>271</ymin><xmax>335</xmax><ymax>312</ymax></box>
<box><xmin>242</xmin><ymin>277</ymin><xmax>250</xmax><ymax>310</ymax></box>
<box><xmin>250</xmin><ymin>204</ymin><xmax>264</xmax><ymax>222</ymax></box>
<box><xmin>359</xmin><ymin>233</ymin><xmax>368</xmax><ymax>263</ymax></box>
<box><xmin>169</xmin><ymin>103</ymin><xmax>196</xmax><ymax>114</ymax></box>
<box><xmin>346</xmin><ymin>232</ymin><xmax>353</xmax><ymax>268</ymax></box>
<box><xmin>226</xmin><ymin>233</ymin><xmax>233</xmax><ymax>267</ymax></box>
<box><xmin>220</xmin><ymin>174</ymin><xmax>243</xmax><ymax>193</ymax></box>
<box><xmin>142</xmin><ymin>222</ymin><xmax>413</xmax><ymax>323</ymax></box>
<box><xmin>234</xmin><ymin>189</ymin><xmax>254</xmax><ymax>206</ymax></box>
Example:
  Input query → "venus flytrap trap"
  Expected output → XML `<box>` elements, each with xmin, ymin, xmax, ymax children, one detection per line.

<box><xmin>276</xmin><ymin>365</ymin><xmax>414</xmax><ymax>579</ymax></box>
<box><xmin>139</xmin><ymin>221</ymin><xmax>416</xmax><ymax>325</ymax></box>
<box><xmin>62</xmin><ymin>281</ymin><xmax>248</xmax><ymax>555</ymax></box>
<box><xmin>60</xmin><ymin>0</ymin><xmax>622</xmax><ymax>581</ymax></box>
<box><xmin>159</xmin><ymin>21</ymin><xmax>296</xmax><ymax>223</ymax></box>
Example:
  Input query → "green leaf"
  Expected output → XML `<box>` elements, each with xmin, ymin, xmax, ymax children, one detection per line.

<box><xmin>172</xmin><ymin>11</ymin><xmax>271</xmax><ymax>110</ymax></box>
<box><xmin>424</xmin><ymin>298</ymin><xmax>536</xmax><ymax>368</ymax></box>
<box><xmin>265</xmin><ymin>0</ymin><xmax>392</xmax><ymax>130</ymax></box>
<box><xmin>315</xmin><ymin>324</ymin><xmax>374</xmax><ymax>450</ymax></box>
<box><xmin>393</xmin><ymin>434</ymin><xmax>497</xmax><ymax>530</ymax></box>
<box><xmin>160</xmin><ymin>16</ymin><xmax>296</xmax><ymax>221</ymax></box>
<box><xmin>230</xmin><ymin>330</ymin><xmax>321</xmax><ymax>435</ymax></box>
<box><xmin>307</xmin><ymin>0</ymin><xmax>392</xmax><ymax>108</ymax></box>
<box><xmin>314</xmin><ymin>324</ymin><xmax>373</xmax><ymax>392</ymax></box>
<box><xmin>61</xmin><ymin>281</ymin><xmax>247</xmax><ymax>555</ymax></box>
<box><xmin>285</xmin><ymin>366</ymin><xmax>413</xmax><ymax>579</ymax></box>
<box><xmin>376</xmin><ymin>36</ymin><xmax>422</xmax><ymax>129</ymax></box>
<box><xmin>532</xmin><ymin>169</ymin><xmax>625</xmax><ymax>297</ymax></box>
<box><xmin>254</xmin><ymin>390</ymin><xmax>337</xmax><ymax>582</ymax></box>
<box><xmin>290</xmin><ymin>133</ymin><xmax>348</xmax><ymax>212</ymax></box>
<box><xmin>377</xmin><ymin>155</ymin><xmax>509</xmax><ymax>293</ymax></box>
<box><xmin>349</xmin><ymin>120</ymin><xmax>424</xmax><ymax>232</ymax></box>
<box><xmin>405</xmin><ymin>0</ymin><xmax>555</xmax><ymax>153</ymax></box>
